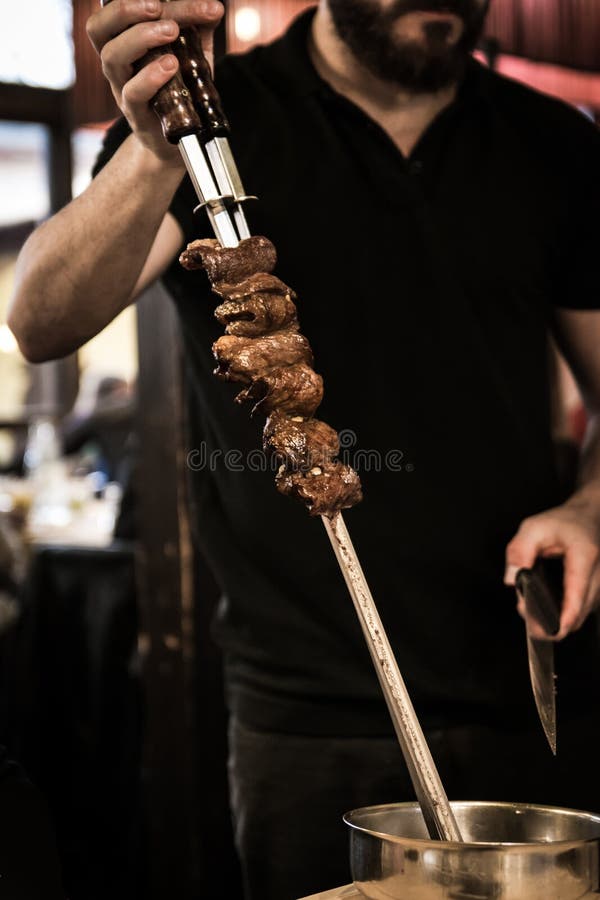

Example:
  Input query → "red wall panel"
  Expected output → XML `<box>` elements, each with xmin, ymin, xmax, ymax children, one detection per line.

<box><xmin>485</xmin><ymin>0</ymin><xmax>599</xmax><ymax>71</ymax></box>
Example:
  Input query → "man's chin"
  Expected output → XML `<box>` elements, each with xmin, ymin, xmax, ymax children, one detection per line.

<box><xmin>393</xmin><ymin>11</ymin><xmax>465</xmax><ymax>45</ymax></box>
<box><xmin>328</xmin><ymin>0</ymin><xmax>481</xmax><ymax>92</ymax></box>
<box><xmin>363</xmin><ymin>42</ymin><xmax>470</xmax><ymax>93</ymax></box>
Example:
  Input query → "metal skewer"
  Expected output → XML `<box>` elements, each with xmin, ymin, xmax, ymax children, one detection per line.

<box><xmin>185</xmin><ymin>168</ymin><xmax>463</xmax><ymax>845</ymax></box>
<box><xmin>168</xmin><ymin>59</ymin><xmax>464</xmax><ymax>848</ymax></box>
<box><xmin>204</xmin><ymin>137</ymin><xmax>253</xmax><ymax>240</ymax></box>
<box><xmin>182</xmin><ymin>155</ymin><xmax>463</xmax><ymax>837</ymax></box>
<box><xmin>179</xmin><ymin>135</ymin><xmax>239</xmax><ymax>248</ymax></box>
<box><xmin>173</xmin><ymin>74</ymin><xmax>462</xmax><ymax>839</ymax></box>
<box><xmin>323</xmin><ymin>513</ymin><xmax>462</xmax><ymax>842</ymax></box>
<box><xmin>100</xmin><ymin>0</ymin><xmax>462</xmax><ymax>842</ymax></box>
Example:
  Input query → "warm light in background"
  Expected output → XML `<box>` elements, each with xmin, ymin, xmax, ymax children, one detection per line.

<box><xmin>0</xmin><ymin>324</ymin><xmax>18</xmax><ymax>355</ymax></box>
<box><xmin>234</xmin><ymin>6</ymin><xmax>262</xmax><ymax>43</ymax></box>
<box><xmin>0</xmin><ymin>0</ymin><xmax>74</xmax><ymax>89</ymax></box>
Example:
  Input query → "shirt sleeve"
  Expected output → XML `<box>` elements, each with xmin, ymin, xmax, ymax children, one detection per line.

<box><xmin>91</xmin><ymin>116</ymin><xmax>200</xmax><ymax>246</ymax></box>
<box><xmin>91</xmin><ymin>116</ymin><xmax>130</xmax><ymax>177</ymax></box>
<box><xmin>553</xmin><ymin>119</ymin><xmax>600</xmax><ymax>311</ymax></box>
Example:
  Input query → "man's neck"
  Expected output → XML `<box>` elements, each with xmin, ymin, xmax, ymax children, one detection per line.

<box><xmin>309</xmin><ymin>4</ymin><xmax>458</xmax><ymax>158</ymax></box>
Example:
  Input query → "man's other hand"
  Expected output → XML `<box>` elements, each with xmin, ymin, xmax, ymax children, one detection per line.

<box><xmin>504</xmin><ymin>497</ymin><xmax>600</xmax><ymax>640</ymax></box>
<box><xmin>86</xmin><ymin>0</ymin><xmax>224</xmax><ymax>164</ymax></box>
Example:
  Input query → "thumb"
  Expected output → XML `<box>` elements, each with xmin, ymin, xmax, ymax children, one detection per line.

<box><xmin>560</xmin><ymin>541</ymin><xmax>598</xmax><ymax>636</ymax></box>
<box><xmin>504</xmin><ymin>521</ymin><xmax>541</xmax><ymax>585</ymax></box>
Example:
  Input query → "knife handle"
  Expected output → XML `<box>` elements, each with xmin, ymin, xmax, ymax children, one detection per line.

<box><xmin>516</xmin><ymin>557</ymin><xmax>563</xmax><ymax>636</ymax></box>
<box><xmin>173</xmin><ymin>27</ymin><xmax>230</xmax><ymax>140</ymax></box>
<box><xmin>101</xmin><ymin>0</ymin><xmax>202</xmax><ymax>144</ymax></box>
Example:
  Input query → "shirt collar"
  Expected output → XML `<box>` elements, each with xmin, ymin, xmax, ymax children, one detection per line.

<box><xmin>269</xmin><ymin>7</ymin><xmax>324</xmax><ymax>98</ymax></box>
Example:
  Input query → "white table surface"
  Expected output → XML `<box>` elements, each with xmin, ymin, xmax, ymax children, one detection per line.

<box><xmin>298</xmin><ymin>885</ymin><xmax>361</xmax><ymax>899</ymax></box>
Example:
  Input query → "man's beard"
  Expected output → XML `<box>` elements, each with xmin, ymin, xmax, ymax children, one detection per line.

<box><xmin>328</xmin><ymin>0</ymin><xmax>490</xmax><ymax>92</ymax></box>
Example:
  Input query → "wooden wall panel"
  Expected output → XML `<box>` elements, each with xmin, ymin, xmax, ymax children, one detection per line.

<box><xmin>484</xmin><ymin>0</ymin><xmax>599</xmax><ymax>71</ymax></box>
<box><xmin>73</xmin><ymin>0</ymin><xmax>118</xmax><ymax>126</ymax></box>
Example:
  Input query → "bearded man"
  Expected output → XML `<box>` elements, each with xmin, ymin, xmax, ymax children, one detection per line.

<box><xmin>9</xmin><ymin>1</ymin><xmax>600</xmax><ymax>898</ymax></box>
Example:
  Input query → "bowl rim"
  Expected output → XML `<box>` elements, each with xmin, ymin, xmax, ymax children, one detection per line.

<box><xmin>343</xmin><ymin>800</ymin><xmax>600</xmax><ymax>851</ymax></box>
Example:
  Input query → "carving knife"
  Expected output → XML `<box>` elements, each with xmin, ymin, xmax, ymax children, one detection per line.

<box><xmin>516</xmin><ymin>557</ymin><xmax>562</xmax><ymax>755</ymax></box>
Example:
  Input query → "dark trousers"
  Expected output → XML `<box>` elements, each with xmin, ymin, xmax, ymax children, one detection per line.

<box><xmin>228</xmin><ymin>713</ymin><xmax>600</xmax><ymax>900</ymax></box>
<box><xmin>0</xmin><ymin>748</ymin><xmax>64</xmax><ymax>899</ymax></box>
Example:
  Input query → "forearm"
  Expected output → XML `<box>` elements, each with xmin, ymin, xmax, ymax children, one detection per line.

<box><xmin>8</xmin><ymin>134</ymin><xmax>184</xmax><ymax>362</ymax></box>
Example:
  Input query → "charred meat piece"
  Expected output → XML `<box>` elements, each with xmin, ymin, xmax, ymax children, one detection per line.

<box><xmin>214</xmin><ymin>274</ymin><xmax>298</xmax><ymax>337</ymax></box>
<box><xmin>263</xmin><ymin>411</ymin><xmax>339</xmax><ymax>471</ymax></box>
<box><xmin>180</xmin><ymin>236</ymin><xmax>277</xmax><ymax>283</ymax></box>
<box><xmin>213</xmin><ymin>331</ymin><xmax>313</xmax><ymax>383</ymax></box>
<box><xmin>238</xmin><ymin>363</ymin><xmax>323</xmax><ymax>416</ymax></box>
<box><xmin>186</xmin><ymin>233</ymin><xmax>362</xmax><ymax>516</ymax></box>
<box><xmin>276</xmin><ymin>461</ymin><xmax>363</xmax><ymax>517</ymax></box>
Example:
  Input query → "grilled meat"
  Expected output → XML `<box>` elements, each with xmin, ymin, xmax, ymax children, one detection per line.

<box><xmin>275</xmin><ymin>461</ymin><xmax>363</xmax><ymax>517</ymax></box>
<box><xmin>182</xmin><ymin>234</ymin><xmax>362</xmax><ymax>517</ymax></box>
<box><xmin>263</xmin><ymin>411</ymin><xmax>340</xmax><ymax>471</ymax></box>
<box><xmin>180</xmin><ymin>235</ymin><xmax>276</xmax><ymax>283</ymax></box>
<box><xmin>213</xmin><ymin>331</ymin><xmax>313</xmax><ymax>383</ymax></box>
<box><xmin>214</xmin><ymin>273</ymin><xmax>298</xmax><ymax>337</ymax></box>
<box><xmin>238</xmin><ymin>363</ymin><xmax>323</xmax><ymax>417</ymax></box>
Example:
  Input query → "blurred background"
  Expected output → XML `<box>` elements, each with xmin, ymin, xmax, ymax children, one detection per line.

<box><xmin>0</xmin><ymin>2</ymin><xmax>598</xmax><ymax>898</ymax></box>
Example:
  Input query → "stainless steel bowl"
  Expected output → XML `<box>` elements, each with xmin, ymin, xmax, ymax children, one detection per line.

<box><xmin>344</xmin><ymin>801</ymin><xmax>600</xmax><ymax>899</ymax></box>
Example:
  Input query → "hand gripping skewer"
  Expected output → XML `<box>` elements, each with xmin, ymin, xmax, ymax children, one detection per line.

<box><xmin>101</xmin><ymin>0</ymin><xmax>255</xmax><ymax>246</ymax></box>
<box><xmin>102</xmin><ymin>0</ymin><xmax>463</xmax><ymax>842</ymax></box>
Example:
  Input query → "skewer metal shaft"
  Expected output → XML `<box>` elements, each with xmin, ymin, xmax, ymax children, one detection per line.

<box><xmin>323</xmin><ymin>512</ymin><xmax>463</xmax><ymax>842</ymax></box>
<box><xmin>98</xmin><ymin>0</ymin><xmax>459</xmax><ymax>844</ymax></box>
<box><xmin>155</xmin><ymin>12</ymin><xmax>461</xmax><ymax>837</ymax></box>
<box><xmin>205</xmin><ymin>137</ymin><xmax>252</xmax><ymax>240</ymax></box>
<box><xmin>179</xmin><ymin>130</ymin><xmax>461</xmax><ymax>839</ymax></box>
<box><xmin>179</xmin><ymin>135</ymin><xmax>240</xmax><ymax>248</ymax></box>
<box><xmin>177</xmin><ymin>134</ymin><xmax>461</xmax><ymax>838</ymax></box>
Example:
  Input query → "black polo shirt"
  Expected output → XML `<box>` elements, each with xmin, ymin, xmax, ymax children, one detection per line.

<box><xmin>96</xmin><ymin>10</ymin><xmax>600</xmax><ymax>735</ymax></box>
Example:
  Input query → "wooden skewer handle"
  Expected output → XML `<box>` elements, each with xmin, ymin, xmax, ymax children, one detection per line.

<box><xmin>101</xmin><ymin>0</ymin><xmax>202</xmax><ymax>143</ymax></box>
<box><xmin>172</xmin><ymin>26</ymin><xmax>230</xmax><ymax>140</ymax></box>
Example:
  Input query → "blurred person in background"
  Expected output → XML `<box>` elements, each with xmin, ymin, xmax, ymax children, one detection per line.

<box><xmin>62</xmin><ymin>374</ymin><xmax>135</xmax><ymax>486</ymax></box>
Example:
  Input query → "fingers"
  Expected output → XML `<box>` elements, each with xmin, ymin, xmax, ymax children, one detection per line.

<box><xmin>86</xmin><ymin>0</ymin><xmax>223</xmax><ymax>160</ymax></box>
<box><xmin>506</xmin><ymin>520</ymin><xmax>554</xmax><ymax>637</ymax></box>
<box><xmin>101</xmin><ymin>20</ymin><xmax>180</xmax><ymax>94</ymax></box>
<box><xmin>560</xmin><ymin>541</ymin><xmax>599</xmax><ymax>637</ymax></box>
<box><xmin>505</xmin><ymin>511</ymin><xmax>600</xmax><ymax>639</ymax></box>
<box><xmin>570</xmin><ymin>558</ymin><xmax>600</xmax><ymax>633</ymax></box>
<box><xmin>504</xmin><ymin>517</ymin><xmax>544</xmax><ymax>586</ymax></box>
<box><xmin>159</xmin><ymin>0</ymin><xmax>223</xmax><ymax>28</ymax></box>
<box><xmin>121</xmin><ymin>53</ymin><xmax>179</xmax><ymax>110</ymax></box>
<box><xmin>87</xmin><ymin>0</ymin><xmax>163</xmax><ymax>53</ymax></box>
<box><xmin>88</xmin><ymin>0</ymin><xmax>223</xmax><ymax>54</ymax></box>
<box><xmin>88</xmin><ymin>0</ymin><xmax>224</xmax><ymax>121</ymax></box>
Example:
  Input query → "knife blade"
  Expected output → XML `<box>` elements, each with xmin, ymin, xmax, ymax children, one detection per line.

<box><xmin>515</xmin><ymin>557</ymin><xmax>562</xmax><ymax>755</ymax></box>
